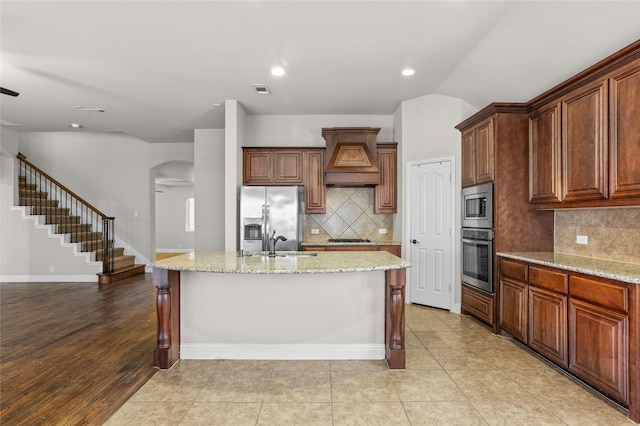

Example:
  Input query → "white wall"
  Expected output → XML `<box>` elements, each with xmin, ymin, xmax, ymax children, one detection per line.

<box><xmin>245</xmin><ymin>115</ymin><xmax>394</xmax><ymax>147</ymax></box>
<box><xmin>194</xmin><ymin>129</ymin><xmax>225</xmax><ymax>250</ymax></box>
<box><xmin>396</xmin><ymin>93</ymin><xmax>478</xmax><ymax>306</ymax></box>
<box><xmin>155</xmin><ymin>185</ymin><xmax>195</xmax><ymax>251</ymax></box>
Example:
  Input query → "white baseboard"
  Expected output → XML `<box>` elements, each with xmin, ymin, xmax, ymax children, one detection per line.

<box><xmin>452</xmin><ymin>302</ymin><xmax>462</xmax><ymax>314</ymax></box>
<box><xmin>180</xmin><ymin>343</ymin><xmax>385</xmax><ymax>360</ymax></box>
<box><xmin>156</xmin><ymin>248</ymin><xmax>193</xmax><ymax>253</ymax></box>
<box><xmin>0</xmin><ymin>275</ymin><xmax>98</xmax><ymax>283</ymax></box>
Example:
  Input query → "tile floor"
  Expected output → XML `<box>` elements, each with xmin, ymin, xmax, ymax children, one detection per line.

<box><xmin>106</xmin><ymin>304</ymin><xmax>633</xmax><ymax>425</ymax></box>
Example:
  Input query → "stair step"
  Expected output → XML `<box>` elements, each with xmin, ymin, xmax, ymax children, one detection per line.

<box><xmin>19</xmin><ymin>183</ymin><xmax>37</xmax><ymax>190</ymax></box>
<box><xmin>95</xmin><ymin>247</ymin><xmax>125</xmax><ymax>261</ymax></box>
<box><xmin>20</xmin><ymin>198</ymin><xmax>59</xmax><ymax>207</ymax></box>
<box><xmin>31</xmin><ymin>207</ymin><xmax>71</xmax><ymax>216</ymax></box>
<box><xmin>57</xmin><ymin>223</ymin><xmax>92</xmax><ymax>234</ymax></box>
<box><xmin>113</xmin><ymin>255</ymin><xmax>136</xmax><ymax>270</ymax></box>
<box><xmin>98</xmin><ymin>264</ymin><xmax>146</xmax><ymax>285</ymax></box>
<box><xmin>19</xmin><ymin>189</ymin><xmax>49</xmax><ymax>198</ymax></box>
<box><xmin>46</xmin><ymin>215</ymin><xmax>81</xmax><ymax>225</ymax></box>
<box><xmin>70</xmin><ymin>231</ymin><xmax>102</xmax><ymax>243</ymax></box>
<box><xmin>81</xmin><ymin>239</ymin><xmax>108</xmax><ymax>252</ymax></box>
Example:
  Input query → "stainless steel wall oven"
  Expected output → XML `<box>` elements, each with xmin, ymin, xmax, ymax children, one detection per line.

<box><xmin>461</xmin><ymin>183</ymin><xmax>494</xmax><ymax>294</ymax></box>
<box><xmin>461</xmin><ymin>228</ymin><xmax>494</xmax><ymax>294</ymax></box>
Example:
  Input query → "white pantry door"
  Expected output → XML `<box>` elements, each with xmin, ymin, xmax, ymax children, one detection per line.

<box><xmin>409</xmin><ymin>160</ymin><xmax>452</xmax><ymax>309</ymax></box>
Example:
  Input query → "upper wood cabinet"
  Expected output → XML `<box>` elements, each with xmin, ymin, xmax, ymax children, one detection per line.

<box><xmin>529</xmin><ymin>102</ymin><xmax>562</xmax><ymax>204</ymax></box>
<box><xmin>528</xmin><ymin>42</ymin><xmax>640</xmax><ymax>209</ymax></box>
<box><xmin>243</xmin><ymin>148</ymin><xmax>303</xmax><ymax>185</ymax></box>
<box><xmin>374</xmin><ymin>143</ymin><xmax>397</xmax><ymax>213</ymax></box>
<box><xmin>561</xmin><ymin>79</ymin><xmax>609</xmax><ymax>202</ymax></box>
<box><xmin>461</xmin><ymin>117</ymin><xmax>494</xmax><ymax>188</ymax></box>
<box><xmin>243</xmin><ymin>147</ymin><xmax>326</xmax><ymax>214</ymax></box>
<box><xmin>303</xmin><ymin>149</ymin><xmax>326</xmax><ymax>214</ymax></box>
<box><xmin>610</xmin><ymin>62</ymin><xmax>640</xmax><ymax>199</ymax></box>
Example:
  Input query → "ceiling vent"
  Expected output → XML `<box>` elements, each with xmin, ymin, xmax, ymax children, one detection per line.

<box><xmin>323</xmin><ymin>127</ymin><xmax>380</xmax><ymax>186</ymax></box>
<box><xmin>251</xmin><ymin>84</ymin><xmax>271</xmax><ymax>95</ymax></box>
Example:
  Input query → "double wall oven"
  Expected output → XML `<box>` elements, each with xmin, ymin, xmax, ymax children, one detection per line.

<box><xmin>461</xmin><ymin>182</ymin><xmax>494</xmax><ymax>294</ymax></box>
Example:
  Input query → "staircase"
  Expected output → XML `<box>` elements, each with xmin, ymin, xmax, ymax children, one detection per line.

<box><xmin>17</xmin><ymin>158</ymin><xmax>146</xmax><ymax>284</ymax></box>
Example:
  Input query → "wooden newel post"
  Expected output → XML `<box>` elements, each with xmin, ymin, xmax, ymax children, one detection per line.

<box><xmin>152</xmin><ymin>268</ymin><xmax>181</xmax><ymax>369</ymax></box>
<box><xmin>385</xmin><ymin>268</ymin><xmax>406</xmax><ymax>369</ymax></box>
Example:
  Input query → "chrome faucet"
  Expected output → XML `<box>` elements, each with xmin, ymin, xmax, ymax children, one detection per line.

<box><xmin>269</xmin><ymin>230</ymin><xmax>287</xmax><ymax>256</ymax></box>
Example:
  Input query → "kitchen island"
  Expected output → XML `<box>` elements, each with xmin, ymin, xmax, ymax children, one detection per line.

<box><xmin>150</xmin><ymin>250</ymin><xmax>411</xmax><ymax>370</ymax></box>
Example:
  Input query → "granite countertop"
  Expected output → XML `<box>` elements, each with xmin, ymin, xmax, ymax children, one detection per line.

<box><xmin>301</xmin><ymin>240</ymin><xmax>401</xmax><ymax>247</ymax></box>
<box><xmin>150</xmin><ymin>250</ymin><xmax>411</xmax><ymax>274</ymax></box>
<box><xmin>497</xmin><ymin>252</ymin><xmax>640</xmax><ymax>285</ymax></box>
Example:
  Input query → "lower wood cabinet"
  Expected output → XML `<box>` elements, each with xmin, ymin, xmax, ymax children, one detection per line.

<box><xmin>461</xmin><ymin>283</ymin><xmax>494</xmax><ymax>326</ymax></box>
<box><xmin>498</xmin><ymin>256</ymin><xmax>635</xmax><ymax>418</ymax></box>
<box><xmin>498</xmin><ymin>277</ymin><xmax>527</xmax><ymax>343</ymax></box>
<box><xmin>528</xmin><ymin>286</ymin><xmax>567</xmax><ymax>367</ymax></box>
<box><xmin>569</xmin><ymin>297</ymin><xmax>628</xmax><ymax>404</ymax></box>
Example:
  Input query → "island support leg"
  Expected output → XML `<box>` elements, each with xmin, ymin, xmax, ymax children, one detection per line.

<box><xmin>152</xmin><ymin>268</ymin><xmax>181</xmax><ymax>369</ymax></box>
<box><xmin>385</xmin><ymin>268</ymin><xmax>406</xmax><ymax>369</ymax></box>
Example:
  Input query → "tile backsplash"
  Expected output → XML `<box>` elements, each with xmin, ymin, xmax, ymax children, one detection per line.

<box><xmin>555</xmin><ymin>207</ymin><xmax>640</xmax><ymax>264</ymax></box>
<box><xmin>303</xmin><ymin>188</ymin><xmax>394</xmax><ymax>242</ymax></box>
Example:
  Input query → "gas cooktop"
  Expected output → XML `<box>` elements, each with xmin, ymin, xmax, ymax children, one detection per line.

<box><xmin>327</xmin><ymin>239</ymin><xmax>371</xmax><ymax>243</ymax></box>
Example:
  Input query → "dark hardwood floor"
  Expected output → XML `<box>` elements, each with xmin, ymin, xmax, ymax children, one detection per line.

<box><xmin>1</xmin><ymin>274</ymin><xmax>157</xmax><ymax>425</ymax></box>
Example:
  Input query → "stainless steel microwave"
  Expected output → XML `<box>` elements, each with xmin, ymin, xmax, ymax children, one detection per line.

<box><xmin>461</xmin><ymin>182</ymin><xmax>493</xmax><ymax>229</ymax></box>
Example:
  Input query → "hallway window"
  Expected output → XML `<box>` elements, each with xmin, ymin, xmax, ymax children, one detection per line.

<box><xmin>185</xmin><ymin>197</ymin><xmax>195</xmax><ymax>232</ymax></box>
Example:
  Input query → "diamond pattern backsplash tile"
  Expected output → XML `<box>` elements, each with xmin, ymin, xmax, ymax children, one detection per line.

<box><xmin>303</xmin><ymin>188</ymin><xmax>394</xmax><ymax>242</ymax></box>
<box><xmin>555</xmin><ymin>207</ymin><xmax>640</xmax><ymax>264</ymax></box>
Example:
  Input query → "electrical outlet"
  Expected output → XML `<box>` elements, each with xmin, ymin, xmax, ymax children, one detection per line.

<box><xmin>49</xmin><ymin>266</ymin><xmax>55</xmax><ymax>273</ymax></box>
<box><xmin>311</xmin><ymin>229</ymin><xmax>320</xmax><ymax>235</ymax></box>
<box><xmin>378</xmin><ymin>228</ymin><xmax>387</xmax><ymax>234</ymax></box>
<box><xmin>576</xmin><ymin>235</ymin><xmax>588</xmax><ymax>245</ymax></box>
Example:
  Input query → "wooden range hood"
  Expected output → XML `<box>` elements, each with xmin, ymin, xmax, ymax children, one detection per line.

<box><xmin>322</xmin><ymin>127</ymin><xmax>380</xmax><ymax>186</ymax></box>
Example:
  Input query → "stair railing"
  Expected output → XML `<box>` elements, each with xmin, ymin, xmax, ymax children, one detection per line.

<box><xmin>16</xmin><ymin>153</ymin><xmax>116</xmax><ymax>275</ymax></box>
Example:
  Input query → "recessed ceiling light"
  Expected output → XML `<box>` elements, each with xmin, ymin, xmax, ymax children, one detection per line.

<box><xmin>271</xmin><ymin>67</ymin><xmax>285</xmax><ymax>76</ymax></box>
<box><xmin>401</xmin><ymin>69</ymin><xmax>416</xmax><ymax>77</ymax></box>
<box><xmin>70</xmin><ymin>123</ymin><xmax>82</xmax><ymax>128</ymax></box>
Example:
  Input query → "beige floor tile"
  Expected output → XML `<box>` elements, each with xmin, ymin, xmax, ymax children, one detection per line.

<box><xmin>403</xmin><ymin>401</ymin><xmax>488</xmax><ymax>425</ymax></box>
<box><xmin>471</xmin><ymin>400</ymin><xmax>565</xmax><ymax>425</ymax></box>
<box><xmin>428</xmin><ymin>346</ymin><xmax>499</xmax><ymax>370</ymax></box>
<box><xmin>257</xmin><ymin>402</ymin><xmax>333</xmax><ymax>425</ymax></box>
<box><xmin>104</xmin><ymin>401</ymin><xmax>191</xmax><ymax>425</ymax></box>
<box><xmin>196</xmin><ymin>370</ymin><xmax>272</xmax><ymax>403</ymax></box>
<box><xmin>128</xmin><ymin>374</ymin><xmax>204</xmax><ymax>403</ymax></box>
<box><xmin>329</xmin><ymin>359</ymin><xmax>388</xmax><ymax>371</ymax></box>
<box><xmin>544</xmin><ymin>398</ymin><xmax>632</xmax><ymax>425</ymax></box>
<box><xmin>167</xmin><ymin>359</ymin><xmax>220</xmax><ymax>376</ymax></box>
<box><xmin>214</xmin><ymin>359</ymin><xmax>275</xmax><ymax>371</ymax></box>
<box><xmin>331</xmin><ymin>370</ymin><xmax>400</xmax><ymax>402</ymax></box>
<box><xmin>506</xmin><ymin>367</ymin><xmax>601</xmax><ymax>401</ymax></box>
<box><xmin>404</xmin><ymin>329</ymin><xmax>426</xmax><ymax>349</ymax></box>
<box><xmin>404</xmin><ymin>348</ymin><xmax>442</xmax><ymax>370</ymax></box>
<box><xmin>446</xmin><ymin>368</ymin><xmax>531</xmax><ymax>400</ymax></box>
<box><xmin>332</xmin><ymin>402</ymin><xmax>410</xmax><ymax>425</ymax></box>
<box><xmin>179</xmin><ymin>402</ymin><xmax>261</xmax><ymax>425</ymax></box>
<box><xmin>390</xmin><ymin>369</ymin><xmax>467</xmax><ymax>402</ymax></box>
<box><xmin>273</xmin><ymin>359</ymin><xmax>330</xmax><ymax>370</ymax></box>
<box><xmin>264</xmin><ymin>370</ymin><xmax>331</xmax><ymax>403</ymax></box>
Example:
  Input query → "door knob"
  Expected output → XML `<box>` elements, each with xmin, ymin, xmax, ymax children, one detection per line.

<box><xmin>411</xmin><ymin>239</ymin><xmax>419</xmax><ymax>244</ymax></box>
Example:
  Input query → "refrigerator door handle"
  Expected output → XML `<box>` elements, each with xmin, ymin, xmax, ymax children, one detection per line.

<box><xmin>262</xmin><ymin>204</ymin><xmax>270</xmax><ymax>251</ymax></box>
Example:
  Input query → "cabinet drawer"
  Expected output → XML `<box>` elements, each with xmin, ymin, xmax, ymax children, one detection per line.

<box><xmin>569</xmin><ymin>275</ymin><xmax>628</xmax><ymax>313</ymax></box>
<box><xmin>499</xmin><ymin>258</ymin><xmax>527</xmax><ymax>281</ymax></box>
<box><xmin>529</xmin><ymin>266</ymin><xmax>568</xmax><ymax>294</ymax></box>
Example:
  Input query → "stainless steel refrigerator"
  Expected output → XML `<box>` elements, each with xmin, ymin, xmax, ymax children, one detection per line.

<box><xmin>240</xmin><ymin>186</ymin><xmax>303</xmax><ymax>252</ymax></box>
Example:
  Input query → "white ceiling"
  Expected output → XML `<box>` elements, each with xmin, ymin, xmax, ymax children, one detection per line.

<box><xmin>1</xmin><ymin>1</ymin><xmax>639</xmax><ymax>143</ymax></box>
